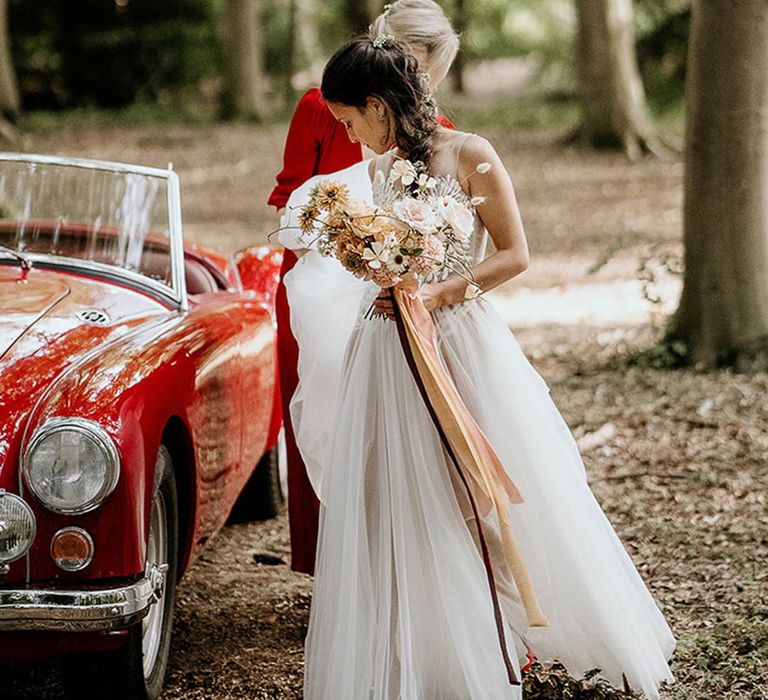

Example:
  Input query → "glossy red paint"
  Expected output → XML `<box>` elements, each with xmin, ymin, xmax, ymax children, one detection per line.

<box><xmin>236</xmin><ymin>245</ymin><xmax>285</xmax><ymax>452</ymax></box>
<box><xmin>185</xmin><ymin>242</ymin><xmax>240</xmax><ymax>289</ymax></box>
<box><xmin>0</xmin><ymin>243</ymin><xmax>282</xmax><ymax>593</ymax></box>
<box><xmin>235</xmin><ymin>245</ymin><xmax>283</xmax><ymax>315</ymax></box>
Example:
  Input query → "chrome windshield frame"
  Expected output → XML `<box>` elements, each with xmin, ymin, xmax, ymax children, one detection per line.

<box><xmin>0</xmin><ymin>152</ymin><xmax>188</xmax><ymax>311</ymax></box>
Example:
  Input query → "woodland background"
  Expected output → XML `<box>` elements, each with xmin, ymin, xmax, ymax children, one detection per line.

<box><xmin>1</xmin><ymin>1</ymin><xmax>767</xmax><ymax>698</ymax></box>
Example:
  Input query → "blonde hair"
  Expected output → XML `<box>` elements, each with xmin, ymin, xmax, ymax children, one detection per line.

<box><xmin>370</xmin><ymin>0</ymin><xmax>460</xmax><ymax>86</ymax></box>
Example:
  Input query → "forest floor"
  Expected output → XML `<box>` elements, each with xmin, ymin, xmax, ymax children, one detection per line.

<box><xmin>4</xmin><ymin>106</ymin><xmax>767</xmax><ymax>699</ymax></box>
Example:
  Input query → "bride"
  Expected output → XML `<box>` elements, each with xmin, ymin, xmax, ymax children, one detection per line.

<box><xmin>288</xmin><ymin>36</ymin><xmax>675</xmax><ymax>700</ymax></box>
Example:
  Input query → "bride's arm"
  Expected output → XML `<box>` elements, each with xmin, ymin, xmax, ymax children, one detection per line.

<box><xmin>422</xmin><ymin>135</ymin><xmax>529</xmax><ymax>311</ymax></box>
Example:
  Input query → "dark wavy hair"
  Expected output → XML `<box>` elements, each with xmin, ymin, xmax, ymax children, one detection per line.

<box><xmin>321</xmin><ymin>36</ymin><xmax>438</xmax><ymax>166</ymax></box>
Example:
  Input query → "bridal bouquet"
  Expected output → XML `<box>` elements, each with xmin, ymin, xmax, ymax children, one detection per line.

<box><xmin>296</xmin><ymin>158</ymin><xmax>487</xmax><ymax>291</ymax></box>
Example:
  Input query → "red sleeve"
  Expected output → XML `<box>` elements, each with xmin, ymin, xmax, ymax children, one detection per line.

<box><xmin>268</xmin><ymin>89</ymin><xmax>326</xmax><ymax>209</ymax></box>
<box><xmin>437</xmin><ymin>114</ymin><xmax>455</xmax><ymax>130</ymax></box>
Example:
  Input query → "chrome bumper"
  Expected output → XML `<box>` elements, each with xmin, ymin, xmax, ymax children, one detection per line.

<box><xmin>0</xmin><ymin>562</ymin><xmax>168</xmax><ymax>632</ymax></box>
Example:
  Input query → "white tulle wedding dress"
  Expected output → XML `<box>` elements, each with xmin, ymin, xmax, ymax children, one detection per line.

<box><xmin>279</xmin><ymin>135</ymin><xmax>675</xmax><ymax>700</ymax></box>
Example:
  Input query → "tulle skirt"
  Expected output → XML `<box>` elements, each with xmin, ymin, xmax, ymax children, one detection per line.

<box><xmin>301</xmin><ymin>287</ymin><xmax>675</xmax><ymax>700</ymax></box>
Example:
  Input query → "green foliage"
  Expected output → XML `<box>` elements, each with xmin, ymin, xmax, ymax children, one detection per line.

<box><xmin>22</xmin><ymin>99</ymin><xmax>218</xmax><ymax>132</ymax></box>
<box><xmin>635</xmin><ymin>0</ymin><xmax>690</xmax><ymax>110</ymax></box>
<box><xmin>630</xmin><ymin>339</ymin><xmax>689</xmax><ymax>369</ymax></box>
<box><xmin>262</xmin><ymin>0</ymin><xmax>354</xmax><ymax>78</ymax></box>
<box><xmin>665</xmin><ymin>615</ymin><xmax>768</xmax><ymax>699</ymax></box>
<box><xmin>7</xmin><ymin>0</ymin><xmax>690</xmax><ymax>117</ymax></box>
<box><xmin>442</xmin><ymin>91</ymin><xmax>579</xmax><ymax>133</ymax></box>
<box><xmin>8</xmin><ymin>1</ymin><xmax>64</xmax><ymax>108</ymax></box>
<box><xmin>263</xmin><ymin>0</ymin><xmax>296</xmax><ymax>76</ymax></box>
<box><xmin>9</xmin><ymin>0</ymin><xmax>220</xmax><ymax>109</ymax></box>
<box><xmin>458</xmin><ymin>0</ymin><xmax>575</xmax><ymax>63</ymax></box>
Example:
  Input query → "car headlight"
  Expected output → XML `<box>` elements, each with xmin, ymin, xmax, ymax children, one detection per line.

<box><xmin>24</xmin><ymin>419</ymin><xmax>120</xmax><ymax>514</ymax></box>
<box><xmin>0</xmin><ymin>490</ymin><xmax>36</xmax><ymax>564</ymax></box>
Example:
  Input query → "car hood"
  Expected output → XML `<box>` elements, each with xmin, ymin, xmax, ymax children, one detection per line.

<box><xmin>0</xmin><ymin>273</ymin><xmax>70</xmax><ymax>358</ymax></box>
<box><xmin>0</xmin><ymin>265</ymin><xmax>171</xmax><ymax>484</ymax></box>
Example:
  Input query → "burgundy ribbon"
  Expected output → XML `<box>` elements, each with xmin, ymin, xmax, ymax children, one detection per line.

<box><xmin>389</xmin><ymin>293</ymin><xmax>520</xmax><ymax>687</ymax></box>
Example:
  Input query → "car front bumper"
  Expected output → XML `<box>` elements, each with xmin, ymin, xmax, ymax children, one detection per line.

<box><xmin>0</xmin><ymin>562</ymin><xmax>167</xmax><ymax>632</ymax></box>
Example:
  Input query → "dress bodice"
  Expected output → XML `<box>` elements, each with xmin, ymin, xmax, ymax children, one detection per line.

<box><xmin>369</xmin><ymin>137</ymin><xmax>489</xmax><ymax>284</ymax></box>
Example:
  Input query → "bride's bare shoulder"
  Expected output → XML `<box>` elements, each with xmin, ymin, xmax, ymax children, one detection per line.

<box><xmin>448</xmin><ymin>132</ymin><xmax>499</xmax><ymax>182</ymax></box>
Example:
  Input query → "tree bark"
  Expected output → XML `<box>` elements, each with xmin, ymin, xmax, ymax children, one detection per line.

<box><xmin>283</xmin><ymin>0</ymin><xmax>297</xmax><ymax>104</ymax></box>
<box><xmin>668</xmin><ymin>0</ymin><xmax>768</xmax><ymax>371</ymax></box>
<box><xmin>574</xmin><ymin>0</ymin><xmax>657</xmax><ymax>157</ymax></box>
<box><xmin>0</xmin><ymin>0</ymin><xmax>19</xmax><ymax>119</ymax></box>
<box><xmin>221</xmin><ymin>0</ymin><xmax>264</xmax><ymax>120</ymax></box>
<box><xmin>451</xmin><ymin>0</ymin><xmax>467</xmax><ymax>94</ymax></box>
<box><xmin>296</xmin><ymin>0</ymin><xmax>322</xmax><ymax>70</ymax></box>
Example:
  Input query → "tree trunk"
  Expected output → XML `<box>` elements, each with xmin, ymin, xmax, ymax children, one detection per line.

<box><xmin>574</xmin><ymin>0</ymin><xmax>657</xmax><ymax>157</ymax></box>
<box><xmin>221</xmin><ymin>0</ymin><xmax>264</xmax><ymax>120</ymax></box>
<box><xmin>668</xmin><ymin>0</ymin><xmax>768</xmax><ymax>371</ymax></box>
<box><xmin>344</xmin><ymin>0</ymin><xmax>376</xmax><ymax>35</ymax></box>
<box><xmin>296</xmin><ymin>0</ymin><xmax>322</xmax><ymax>70</ymax></box>
<box><xmin>0</xmin><ymin>0</ymin><xmax>19</xmax><ymax>119</ymax></box>
<box><xmin>451</xmin><ymin>0</ymin><xmax>467</xmax><ymax>94</ymax></box>
<box><xmin>282</xmin><ymin>0</ymin><xmax>297</xmax><ymax>105</ymax></box>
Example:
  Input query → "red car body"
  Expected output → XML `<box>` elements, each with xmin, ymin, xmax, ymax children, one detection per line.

<box><xmin>0</xmin><ymin>155</ymin><xmax>284</xmax><ymax>683</ymax></box>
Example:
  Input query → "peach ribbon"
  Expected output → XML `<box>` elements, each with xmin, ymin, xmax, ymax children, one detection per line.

<box><xmin>393</xmin><ymin>288</ymin><xmax>548</xmax><ymax>629</ymax></box>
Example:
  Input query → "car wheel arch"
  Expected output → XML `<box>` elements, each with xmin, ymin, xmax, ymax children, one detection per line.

<box><xmin>159</xmin><ymin>416</ymin><xmax>196</xmax><ymax>580</ymax></box>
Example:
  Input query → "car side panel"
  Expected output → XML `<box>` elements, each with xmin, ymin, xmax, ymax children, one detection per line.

<box><xmin>19</xmin><ymin>296</ymin><xmax>275</xmax><ymax>583</ymax></box>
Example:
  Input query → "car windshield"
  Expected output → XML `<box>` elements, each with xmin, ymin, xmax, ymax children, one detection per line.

<box><xmin>0</xmin><ymin>158</ymin><xmax>174</xmax><ymax>290</ymax></box>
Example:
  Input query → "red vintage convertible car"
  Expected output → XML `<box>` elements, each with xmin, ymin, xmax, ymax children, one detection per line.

<box><xmin>0</xmin><ymin>153</ymin><xmax>284</xmax><ymax>698</ymax></box>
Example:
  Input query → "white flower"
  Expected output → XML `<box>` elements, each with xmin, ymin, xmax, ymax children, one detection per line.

<box><xmin>362</xmin><ymin>241</ymin><xmax>390</xmax><ymax>269</ymax></box>
<box><xmin>476</xmin><ymin>162</ymin><xmax>492</xmax><ymax>174</ymax></box>
<box><xmin>393</xmin><ymin>197</ymin><xmax>437</xmax><ymax>234</ymax></box>
<box><xmin>418</xmin><ymin>173</ymin><xmax>437</xmax><ymax>189</ymax></box>
<box><xmin>383</xmin><ymin>231</ymin><xmax>399</xmax><ymax>248</ymax></box>
<box><xmin>390</xmin><ymin>159</ymin><xmax>417</xmax><ymax>186</ymax></box>
<box><xmin>434</xmin><ymin>196</ymin><xmax>474</xmax><ymax>241</ymax></box>
<box><xmin>386</xmin><ymin>250</ymin><xmax>408</xmax><ymax>274</ymax></box>
<box><xmin>374</xmin><ymin>170</ymin><xmax>386</xmax><ymax>186</ymax></box>
<box><xmin>346</xmin><ymin>198</ymin><xmax>373</xmax><ymax>217</ymax></box>
<box><xmin>470</xmin><ymin>196</ymin><xmax>486</xmax><ymax>206</ymax></box>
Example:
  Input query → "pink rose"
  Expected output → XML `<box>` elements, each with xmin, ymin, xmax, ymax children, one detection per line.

<box><xmin>393</xmin><ymin>197</ymin><xmax>437</xmax><ymax>235</ymax></box>
<box><xmin>434</xmin><ymin>196</ymin><xmax>474</xmax><ymax>242</ymax></box>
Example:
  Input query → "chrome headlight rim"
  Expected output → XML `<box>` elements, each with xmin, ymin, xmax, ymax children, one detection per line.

<box><xmin>23</xmin><ymin>418</ymin><xmax>121</xmax><ymax>515</ymax></box>
<box><xmin>0</xmin><ymin>489</ymin><xmax>37</xmax><ymax>564</ymax></box>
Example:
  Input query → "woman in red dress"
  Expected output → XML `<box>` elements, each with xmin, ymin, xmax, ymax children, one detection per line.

<box><xmin>269</xmin><ymin>0</ymin><xmax>460</xmax><ymax>576</ymax></box>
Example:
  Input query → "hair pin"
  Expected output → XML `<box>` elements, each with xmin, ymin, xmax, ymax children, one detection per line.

<box><xmin>373</xmin><ymin>33</ymin><xmax>396</xmax><ymax>48</ymax></box>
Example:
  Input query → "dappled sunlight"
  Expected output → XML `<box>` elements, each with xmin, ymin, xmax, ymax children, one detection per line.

<box><xmin>491</xmin><ymin>253</ymin><xmax>682</xmax><ymax>328</ymax></box>
<box><xmin>491</xmin><ymin>275</ymin><xmax>681</xmax><ymax>328</ymax></box>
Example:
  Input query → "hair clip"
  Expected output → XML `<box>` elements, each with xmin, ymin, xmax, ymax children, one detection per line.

<box><xmin>373</xmin><ymin>33</ymin><xmax>396</xmax><ymax>48</ymax></box>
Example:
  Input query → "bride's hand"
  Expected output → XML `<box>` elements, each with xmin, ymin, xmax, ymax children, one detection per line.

<box><xmin>418</xmin><ymin>283</ymin><xmax>442</xmax><ymax>312</ymax></box>
<box><xmin>372</xmin><ymin>288</ymin><xmax>395</xmax><ymax>319</ymax></box>
<box><xmin>373</xmin><ymin>275</ymin><xmax>419</xmax><ymax>320</ymax></box>
<box><xmin>372</xmin><ymin>283</ymin><xmax>442</xmax><ymax>320</ymax></box>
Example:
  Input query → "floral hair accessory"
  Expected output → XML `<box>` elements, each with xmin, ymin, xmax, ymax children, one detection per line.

<box><xmin>417</xmin><ymin>71</ymin><xmax>436</xmax><ymax>102</ymax></box>
<box><xmin>373</xmin><ymin>33</ymin><xmax>396</xmax><ymax>48</ymax></box>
